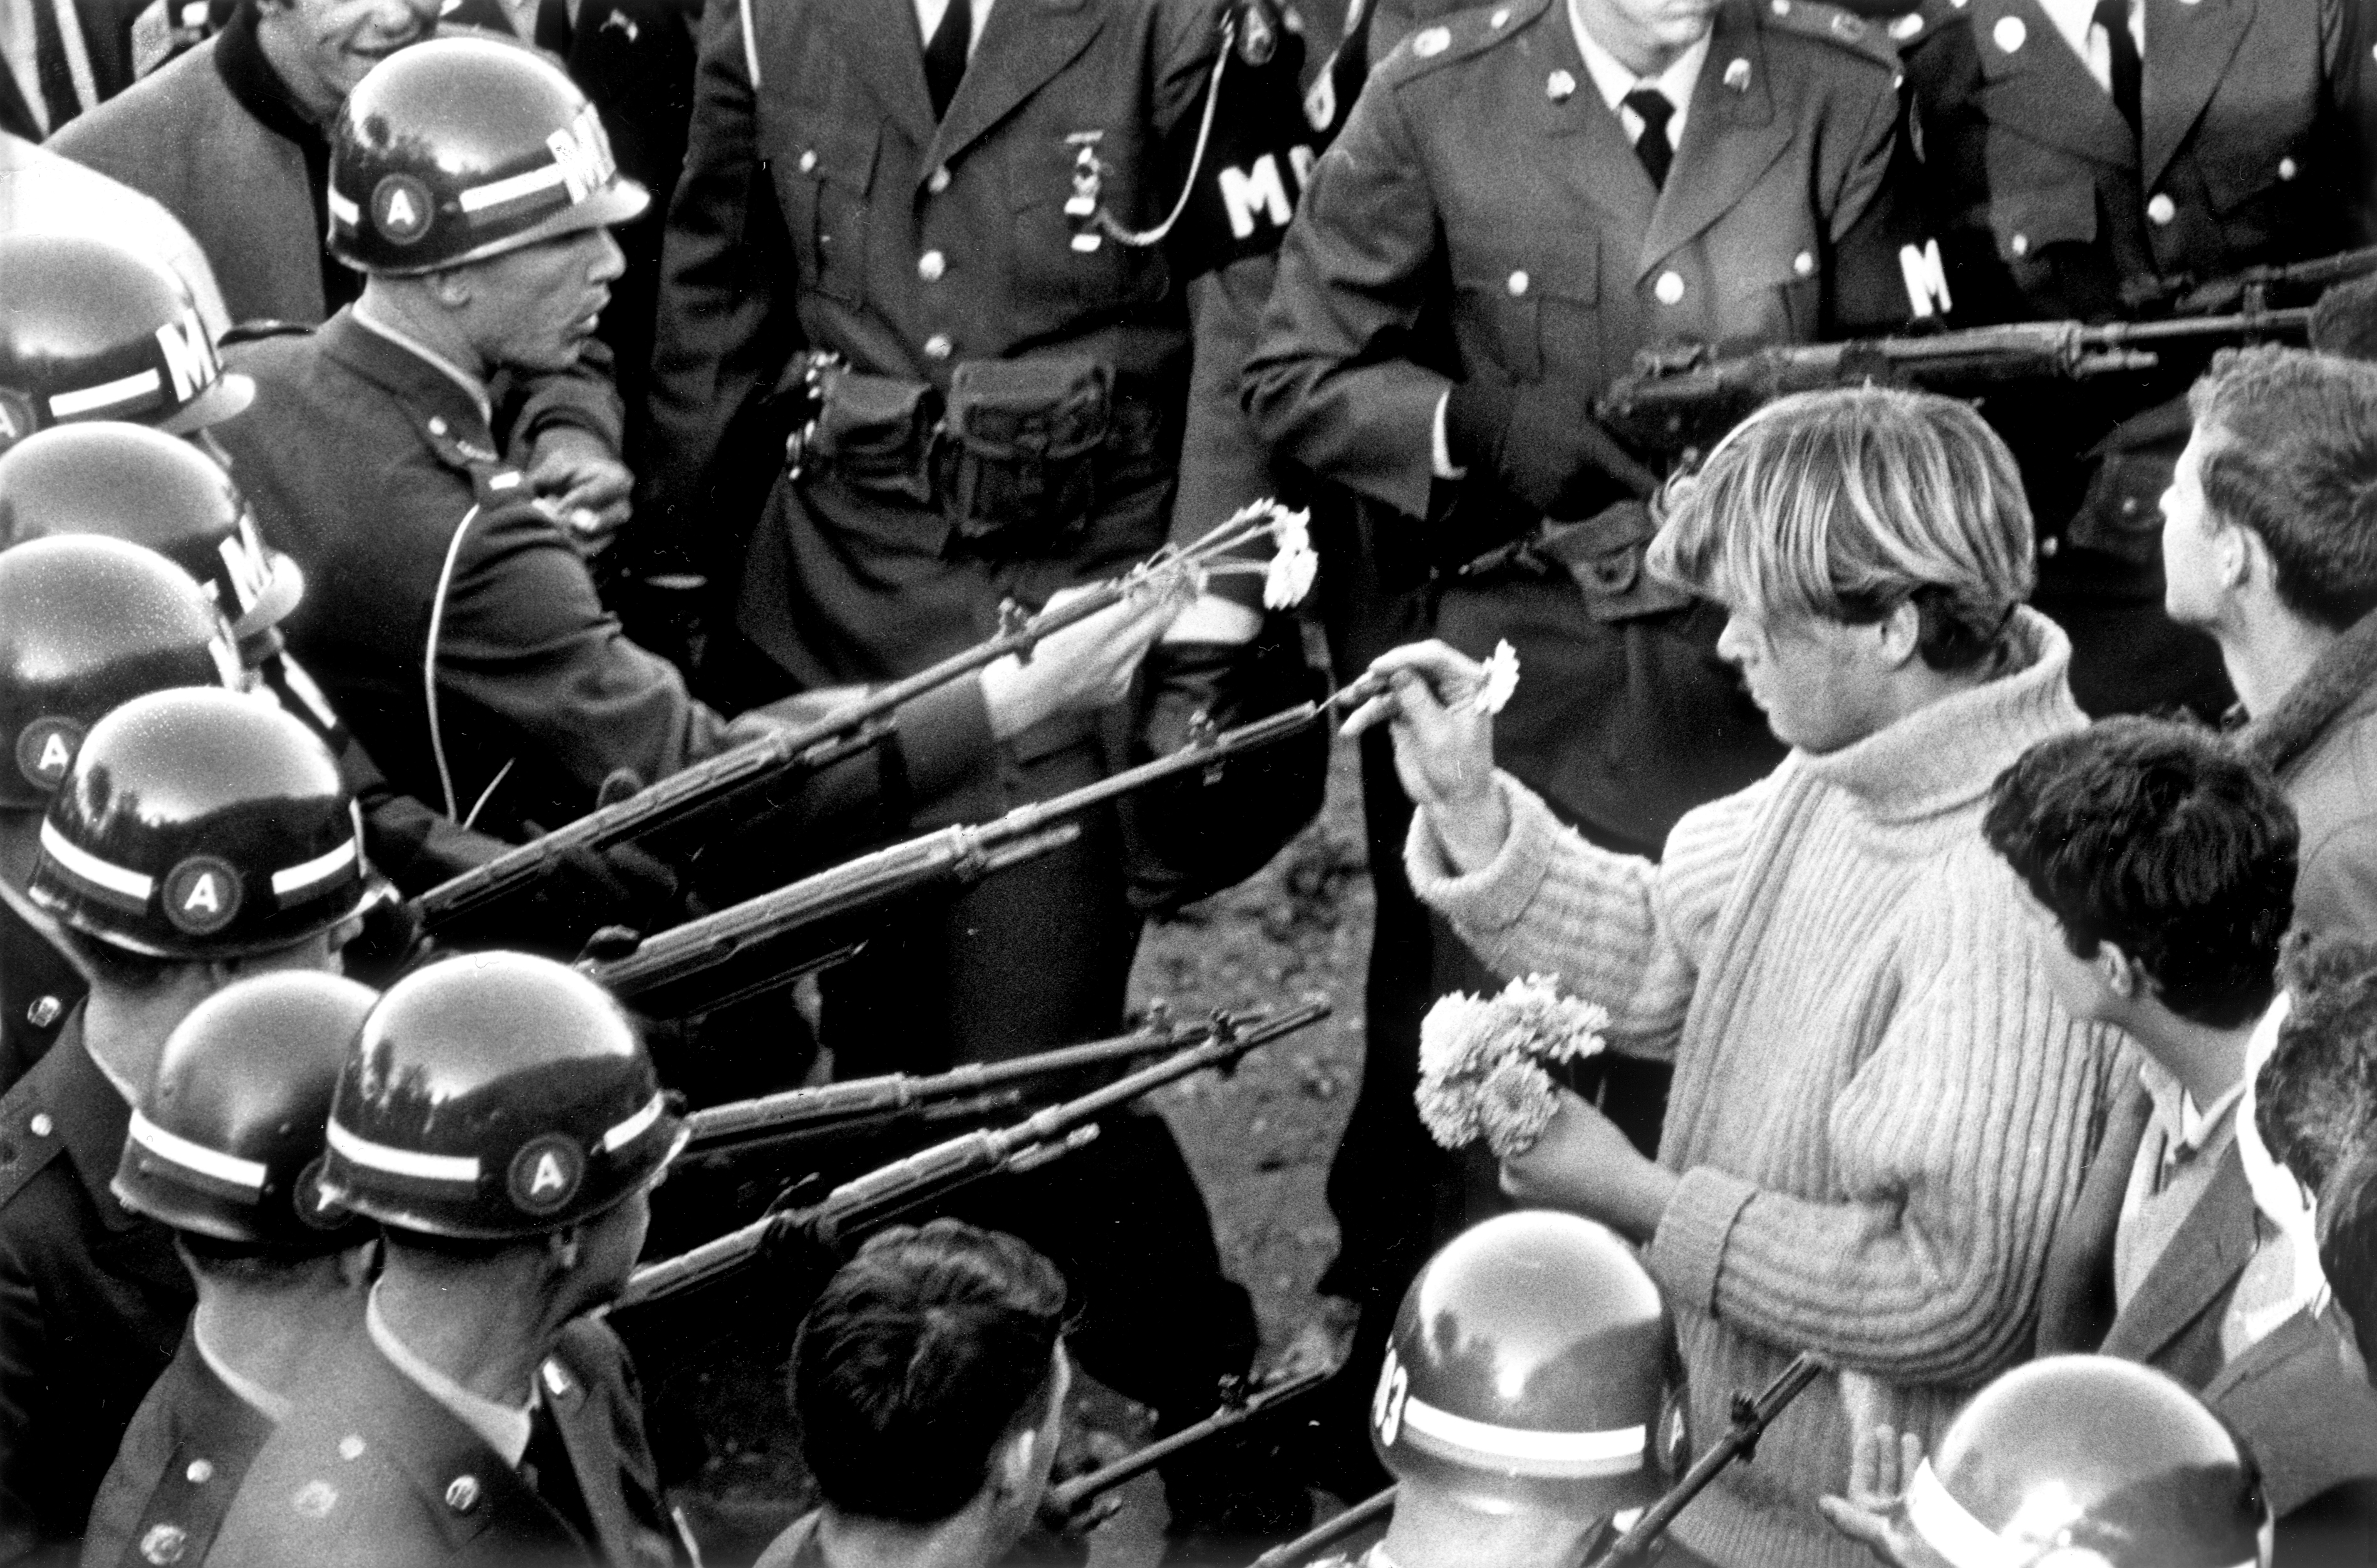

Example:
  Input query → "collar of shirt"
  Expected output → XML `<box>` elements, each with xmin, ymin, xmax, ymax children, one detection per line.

<box><xmin>2034</xmin><ymin>0</ymin><xmax>2141</xmax><ymax>97</ymax></box>
<box><xmin>212</xmin><ymin>0</ymin><xmax>322</xmax><ymax>145</ymax></box>
<box><xmin>192</xmin><ymin>1311</ymin><xmax>296</xmax><ymax>1424</ymax></box>
<box><xmin>1567</xmin><ymin>0</ymin><xmax>1709</xmax><ymax>152</ymax></box>
<box><xmin>365</xmin><ymin>1282</ymin><xmax>535</xmax><ymax>1468</ymax></box>
<box><xmin>2135</xmin><ymin>1054</ymin><xmax>2244</xmax><ymax>1162</ymax></box>
<box><xmin>914</xmin><ymin>0</ymin><xmax>991</xmax><ymax>59</ymax></box>
<box><xmin>350</xmin><ymin>300</ymin><xmax>496</xmax><ymax>433</ymax></box>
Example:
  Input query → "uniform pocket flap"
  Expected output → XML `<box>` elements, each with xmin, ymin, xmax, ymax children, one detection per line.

<box><xmin>1990</xmin><ymin>180</ymin><xmax>2098</xmax><ymax>260</ymax></box>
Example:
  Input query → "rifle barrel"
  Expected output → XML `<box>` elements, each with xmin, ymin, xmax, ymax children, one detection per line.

<box><xmin>1584</xmin><ymin>1352</ymin><xmax>1826</xmax><ymax>1568</ymax></box>
<box><xmin>613</xmin><ymin>1000</ymin><xmax>1332</xmax><ymax>1313</ymax></box>
<box><xmin>682</xmin><ymin>1017</ymin><xmax>1213</xmax><ymax>1153</ymax></box>
<box><xmin>1045</xmin><ymin>1364</ymin><xmax>1332</xmax><ymax>1512</ymax></box>
<box><xmin>1247</xmin><ymin>1488</ymin><xmax>1397</xmax><ymax>1568</ymax></box>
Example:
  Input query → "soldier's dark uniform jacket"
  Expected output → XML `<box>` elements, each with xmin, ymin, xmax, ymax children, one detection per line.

<box><xmin>1895</xmin><ymin>0</ymin><xmax>2373</xmax><ymax>716</ymax></box>
<box><xmin>0</xmin><ymin>892</ymin><xmax>83</xmax><ymax>1097</ymax></box>
<box><xmin>212</xmin><ymin>311</ymin><xmax>997</xmax><ymax>848</ymax></box>
<box><xmin>0</xmin><ymin>1012</ymin><xmax>194</xmax><ymax>1567</ymax></box>
<box><xmin>205</xmin><ymin>1315</ymin><xmax>680</xmax><ymax>1568</ymax></box>
<box><xmin>78</xmin><ymin>1329</ymin><xmax>275</xmax><ymax>1568</ymax></box>
<box><xmin>1244</xmin><ymin>0</ymin><xmax>1911</xmax><ymax>851</ymax></box>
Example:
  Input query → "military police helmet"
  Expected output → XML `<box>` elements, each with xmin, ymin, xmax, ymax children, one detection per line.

<box><xmin>30</xmin><ymin>686</ymin><xmax>375</xmax><ymax>959</ymax></box>
<box><xmin>1905</xmin><ymin>1356</ymin><xmax>2271</xmax><ymax>1568</ymax></box>
<box><xmin>322</xmin><ymin>952</ymin><xmax>685</xmax><ymax>1240</ymax></box>
<box><xmin>0</xmin><ymin>423</ymin><xmax>304</xmax><ymax>643</ymax></box>
<box><xmin>0</xmin><ymin>232</ymin><xmax>252</xmax><ymax>450</ymax></box>
<box><xmin>1372</xmin><ymin>1210</ymin><xmax>1677</xmax><ymax>1518</ymax></box>
<box><xmin>0</xmin><ymin>535</ymin><xmax>242</xmax><ymax>811</ymax></box>
<box><xmin>327</xmin><ymin>37</ymin><xmax>649</xmax><ymax>276</ymax></box>
<box><xmin>114</xmin><ymin>971</ymin><xmax>380</xmax><ymax>1249</ymax></box>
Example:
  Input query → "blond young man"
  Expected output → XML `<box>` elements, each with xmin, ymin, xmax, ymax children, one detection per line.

<box><xmin>1347</xmin><ymin>386</ymin><xmax>2118</xmax><ymax>1568</ymax></box>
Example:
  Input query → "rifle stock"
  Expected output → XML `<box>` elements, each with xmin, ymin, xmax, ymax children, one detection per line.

<box><xmin>612</xmin><ymin>999</ymin><xmax>1332</xmax><ymax>1313</ymax></box>
<box><xmin>581</xmin><ymin>699</ymin><xmax>1332</xmax><ymax>1017</ymax></box>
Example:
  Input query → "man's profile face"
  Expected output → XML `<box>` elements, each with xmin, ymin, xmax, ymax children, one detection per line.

<box><xmin>458</xmin><ymin>227</ymin><xmax>624</xmax><ymax>376</ymax></box>
<box><xmin>264</xmin><ymin>0</ymin><xmax>440</xmax><ymax>112</ymax></box>
<box><xmin>1713</xmin><ymin>601</ymin><xmax>1886</xmax><ymax>755</ymax></box>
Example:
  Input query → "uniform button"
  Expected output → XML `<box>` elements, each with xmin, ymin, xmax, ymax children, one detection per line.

<box><xmin>185</xmin><ymin>1459</ymin><xmax>214</xmax><ymax>1484</ymax></box>
<box><xmin>2009</xmin><ymin>233</ymin><xmax>2030</xmax><ymax>257</ymax></box>
<box><xmin>2279</xmin><ymin>157</ymin><xmax>2299</xmax><ymax>181</ymax></box>
<box><xmin>927</xmin><ymin>165</ymin><xmax>952</xmax><ymax>193</ymax></box>
<box><xmin>2040</xmin><ymin>535</ymin><xmax>2061</xmax><ymax>558</ymax></box>
<box><xmin>1654</xmin><ymin>271</ymin><xmax>1686</xmax><ymax>305</ymax></box>
<box><xmin>138</xmin><ymin>1523</ymin><xmax>188</xmax><ymax>1565</ymax></box>
<box><xmin>918</xmin><ymin>250</ymin><xmax>946</xmax><ymax>282</ymax></box>
<box><xmin>2147</xmin><ymin>193</ymin><xmax>2177</xmax><ymax>225</ymax></box>
<box><xmin>1489</xmin><ymin>6</ymin><xmax>1508</xmax><ymax>23</ymax></box>
<box><xmin>28</xmin><ymin>1113</ymin><xmax>51</xmax><ymax>1138</ymax></box>
<box><xmin>797</xmin><ymin>149</ymin><xmax>817</xmax><ymax>173</ymax></box>
<box><xmin>1506</xmin><ymin>270</ymin><xmax>1530</xmax><ymax>296</ymax></box>
<box><xmin>338</xmin><ymin>1435</ymin><xmax>366</xmax><ymax>1460</ymax></box>
<box><xmin>1546</xmin><ymin>68</ymin><xmax>1576</xmax><ymax>101</ymax></box>
<box><xmin>1793</xmin><ymin>251</ymin><xmax>1815</xmax><ymax>277</ymax></box>
<box><xmin>923</xmin><ymin>334</ymin><xmax>955</xmax><ymax>362</ymax></box>
<box><xmin>25</xmin><ymin>996</ymin><xmax>58</xmax><ymax>1028</ymax></box>
<box><xmin>445</xmin><ymin>1475</ymin><xmax>480</xmax><ymax>1513</ymax></box>
<box><xmin>1769</xmin><ymin>0</ymin><xmax>1788</xmax><ymax>13</ymax></box>
<box><xmin>427</xmin><ymin>416</ymin><xmax>447</xmax><ymax>436</ymax></box>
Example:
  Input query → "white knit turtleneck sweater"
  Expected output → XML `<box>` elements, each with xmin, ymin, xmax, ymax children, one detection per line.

<box><xmin>1407</xmin><ymin>611</ymin><xmax>2119</xmax><ymax>1568</ymax></box>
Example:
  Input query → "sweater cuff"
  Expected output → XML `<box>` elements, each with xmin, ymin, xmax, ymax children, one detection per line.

<box><xmin>893</xmin><ymin>678</ymin><xmax>998</xmax><ymax>803</ymax></box>
<box><xmin>1403</xmin><ymin>772</ymin><xmax>1560</xmax><ymax>937</ymax></box>
<box><xmin>1647</xmin><ymin>1166</ymin><xmax>1759</xmax><ymax>1316</ymax></box>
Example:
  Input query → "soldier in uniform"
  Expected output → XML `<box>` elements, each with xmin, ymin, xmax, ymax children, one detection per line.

<box><xmin>0</xmin><ymin>537</ymin><xmax>244</xmax><ymax>1100</ymax></box>
<box><xmin>1893</xmin><ymin>0</ymin><xmax>2374</xmax><ymax>720</ymax></box>
<box><xmin>0</xmin><ymin>683</ymin><xmax>375</xmax><ymax>1566</ymax></box>
<box><xmin>1241</xmin><ymin>0</ymin><xmax>1914</xmax><ymax>1492</ymax></box>
<box><xmin>1312</xmin><ymin>1210</ymin><xmax>1680</xmax><ymax>1568</ymax></box>
<box><xmin>80</xmin><ymin>971</ymin><xmax>381</xmax><ymax>1568</ymax></box>
<box><xmin>207</xmin><ymin>952</ymin><xmax>691</xmax><ymax>1568</ymax></box>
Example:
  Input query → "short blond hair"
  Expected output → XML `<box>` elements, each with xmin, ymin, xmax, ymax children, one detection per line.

<box><xmin>1646</xmin><ymin>386</ymin><xmax>2034</xmax><ymax>670</ymax></box>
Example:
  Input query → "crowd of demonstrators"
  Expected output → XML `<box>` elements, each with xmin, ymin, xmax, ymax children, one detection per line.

<box><xmin>8</xmin><ymin>0</ymin><xmax>2377</xmax><ymax>1564</ymax></box>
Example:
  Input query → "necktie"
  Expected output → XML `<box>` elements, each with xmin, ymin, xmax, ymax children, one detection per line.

<box><xmin>923</xmin><ymin>0</ymin><xmax>970</xmax><ymax>121</ymax></box>
<box><xmin>2093</xmin><ymin>0</ymin><xmax>2141</xmax><ymax>145</ymax></box>
<box><xmin>1622</xmin><ymin>86</ymin><xmax>1674</xmax><ymax>190</ymax></box>
<box><xmin>533</xmin><ymin>0</ymin><xmax>573</xmax><ymax>58</ymax></box>
<box><xmin>27</xmin><ymin>0</ymin><xmax>83</xmax><ymax>135</ymax></box>
<box><xmin>520</xmin><ymin>1401</ymin><xmax>601</xmax><ymax>1548</ymax></box>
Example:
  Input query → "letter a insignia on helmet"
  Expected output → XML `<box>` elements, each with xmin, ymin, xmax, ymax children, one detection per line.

<box><xmin>507</xmin><ymin>1133</ymin><xmax>584</xmax><ymax>1214</ymax></box>
<box><xmin>163</xmin><ymin>855</ymin><xmax>242</xmax><ymax>934</ymax></box>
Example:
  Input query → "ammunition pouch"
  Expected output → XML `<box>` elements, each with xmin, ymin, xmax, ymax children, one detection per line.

<box><xmin>788</xmin><ymin>351</ymin><xmax>1123</xmax><ymax>556</ymax></box>
<box><xmin>939</xmin><ymin>355</ymin><xmax>1112</xmax><ymax>548</ymax></box>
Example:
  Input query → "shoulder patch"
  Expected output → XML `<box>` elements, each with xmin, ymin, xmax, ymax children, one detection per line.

<box><xmin>0</xmin><ymin>1075</ymin><xmax>68</xmax><ymax>1212</ymax></box>
<box><xmin>1374</xmin><ymin>0</ymin><xmax>1550</xmax><ymax>85</ymax></box>
<box><xmin>1758</xmin><ymin>0</ymin><xmax>1905</xmax><ymax>70</ymax></box>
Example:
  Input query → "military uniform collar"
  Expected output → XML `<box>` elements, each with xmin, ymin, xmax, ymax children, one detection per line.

<box><xmin>366</xmin><ymin>1282</ymin><xmax>535</xmax><ymax>1468</ymax></box>
<box><xmin>322</xmin><ymin>307</ymin><xmax>496</xmax><ymax>442</ymax></box>
<box><xmin>192</xmin><ymin>1309</ymin><xmax>296</xmax><ymax>1425</ymax></box>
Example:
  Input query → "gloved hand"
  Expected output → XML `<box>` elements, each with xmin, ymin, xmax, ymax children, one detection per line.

<box><xmin>1445</xmin><ymin>377</ymin><xmax>1660</xmax><ymax>520</ymax></box>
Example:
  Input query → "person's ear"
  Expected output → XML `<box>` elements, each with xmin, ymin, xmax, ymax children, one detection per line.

<box><xmin>549</xmin><ymin>1225</ymin><xmax>584</xmax><ymax>1272</ymax></box>
<box><xmin>424</xmin><ymin>267</ymin><xmax>474</xmax><ymax>311</ymax></box>
<box><xmin>1873</xmin><ymin>601</ymin><xmax>1924</xmax><ymax>670</ymax></box>
<box><xmin>2216</xmin><ymin>520</ymin><xmax>2260</xmax><ymax>591</ymax></box>
<box><xmin>2097</xmin><ymin>941</ymin><xmax>2138</xmax><ymax>1000</ymax></box>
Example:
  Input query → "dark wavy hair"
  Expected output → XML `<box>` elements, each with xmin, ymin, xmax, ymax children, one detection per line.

<box><xmin>2257</xmin><ymin>934</ymin><xmax>2377</xmax><ymax>1199</ymax></box>
<box><xmin>2188</xmin><ymin>346</ymin><xmax>2377</xmax><ymax>631</ymax></box>
<box><xmin>1983</xmin><ymin>718</ymin><xmax>2297</xmax><ymax>1029</ymax></box>
<box><xmin>791</xmin><ymin>1219</ymin><xmax>1070</xmax><ymax>1524</ymax></box>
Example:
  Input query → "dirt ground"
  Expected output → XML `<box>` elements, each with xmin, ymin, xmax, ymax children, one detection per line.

<box><xmin>668</xmin><ymin>739</ymin><xmax>1379</xmax><ymax>1562</ymax></box>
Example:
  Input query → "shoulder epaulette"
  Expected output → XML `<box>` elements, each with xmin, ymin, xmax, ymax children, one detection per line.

<box><xmin>1758</xmin><ymin>0</ymin><xmax>1904</xmax><ymax>71</ymax></box>
<box><xmin>1374</xmin><ymin>0</ymin><xmax>1552</xmax><ymax>85</ymax></box>
<box><xmin>417</xmin><ymin>412</ymin><xmax>531</xmax><ymax>508</ymax></box>
<box><xmin>0</xmin><ymin>1070</ymin><xmax>68</xmax><ymax>1211</ymax></box>
<box><xmin>217</xmin><ymin>319</ymin><xmax>313</xmax><ymax>348</ymax></box>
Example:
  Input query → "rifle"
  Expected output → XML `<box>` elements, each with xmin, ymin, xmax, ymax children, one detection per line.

<box><xmin>1043</xmin><ymin>1363</ymin><xmax>1333</xmax><ymax>1515</ymax></box>
<box><xmin>1595</xmin><ymin>307</ymin><xmax>2311</xmax><ymax>458</ymax></box>
<box><xmin>2172</xmin><ymin>242</ymin><xmax>2377</xmax><ymax>316</ymax></box>
<box><xmin>1246</xmin><ymin>1487</ymin><xmax>1396</xmax><ymax>1568</ymax></box>
<box><xmin>678</xmin><ymin>1008</ymin><xmax>1217</xmax><ymax>1167</ymax></box>
<box><xmin>613</xmin><ymin>999</ymin><xmax>1332</xmax><ymax>1313</ymax></box>
<box><xmin>1582</xmin><ymin>1351</ymin><xmax>1827</xmax><ymax>1568</ymax></box>
<box><xmin>408</xmin><ymin>505</ymin><xmax>1302</xmax><ymax>941</ymax></box>
<box><xmin>581</xmin><ymin>697</ymin><xmax>1337</xmax><ymax>1018</ymax></box>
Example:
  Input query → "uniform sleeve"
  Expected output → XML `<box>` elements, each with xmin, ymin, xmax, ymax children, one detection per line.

<box><xmin>640</xmin><ymin>0</ymin><xmax>807</xmax><ymax>579</ymax></box>
<box><xmin>500</xmin><ymin>340</ymin><xmax>628</xmax><ymax>456</ymax></box>
<box><xmin>1647</xmin><ymin>869</ymin><xmax>2115</xmax><ymax>1385</ymax></box>
<box><xmin>436</xmin><ymin>501</ymin><xmax>742</xmax><ymax>803</ymax></box>
<box><xmin>1402</xmin><ymin>772</ymin><xmax>1759</xmax><ymax>1060</ymax></box>
<box><xmin>1171</xmin><ymin>256</ymin><xmax>1286</xmax><ymax>564</ymax></box>
<box><xmin>1241</xmin><ymin>71</ymin><xmax>1454</xmax><ymax>523</ymax></box>
<box><xmin>1822</xmin><ymin>64</ymin><xmax>1921</xmax><ymax>334</ymax></box>
<box><xmin>0</xmin><ymin>1225</ymin><xmax>47</xmax><ymax>1565</ymax></box>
